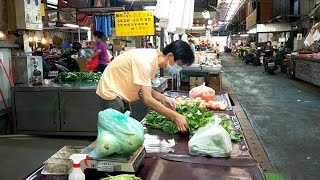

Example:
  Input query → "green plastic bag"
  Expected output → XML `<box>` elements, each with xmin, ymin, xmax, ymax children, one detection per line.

<box><xmin>90</xmin><ymin>109</ymin><xmax>144</xmax><ymax>158</ymax></box>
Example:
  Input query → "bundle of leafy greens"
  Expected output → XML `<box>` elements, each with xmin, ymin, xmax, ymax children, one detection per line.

<box><xmin>145</xmin><ymin>102</ymin><xmax>243</xmax><ymax>141</ymax></box>
<box><xmin>54</xmin><ymin>72</ymin><xmax>102</xmax><ymax>82</ymax></box>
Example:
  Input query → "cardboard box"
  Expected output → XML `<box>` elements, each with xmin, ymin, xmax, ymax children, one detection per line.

<box><xmin>189</xmin><ymin>77</ymin><xmax>204</xmax><ymax>86</ymax></box>
<box><xmin>113</xmin><ymin>45</ymin><xmax>123</xmax><ymax>51</ymax></box>
<box><xmin>208</xmin><ymin>74</ymin><xmax>220</xmax><ymax>84</ymax></box>
<box><xmin>113</xmin><ymin>39</ymin><xmax>122</xmax><ymax>45</ymax></box>
<box><xmin>190</xmin><ymin>85</ymin><xmax>197</xmax><ymax>90</ymax></box>
<box><xmin>208</xmin><ymin>74</ymin><xmax>220</xmax><ymax>91</ymax></box>
<box><xmin>208</xmin><ymin>83</ymin><xmax>220</xmax><ymax>91</ymax></box>
<box><xmin>76</xmin><ymin>57</ymin><xmax>89</xmax><ymax>72</ymax></box>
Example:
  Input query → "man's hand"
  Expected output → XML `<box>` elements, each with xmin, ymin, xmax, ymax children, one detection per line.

<box><xmin>162</xmin><ymin>96</ymin><xmax>177</xmax><ymax>110</ymax></box>
<box><xmin>174</xmin><ymin>114</ymin><xmax>189</xmax><ymax>132</ymax></box>
<box><xmin>142</xmin><ymin>87</ymin><xmax>188</xmax><ymax>133</ymax></box>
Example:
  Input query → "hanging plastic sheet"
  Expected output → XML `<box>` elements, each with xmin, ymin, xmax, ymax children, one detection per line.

<box><xmin>101</xmin><ymin>16</ymin><xmax>107</xmax><ymax>36</ymax></box>
<box><xmin>95</xmin><ymin>16</ymin><xmax>108</xmax><ymax>36</ymax></box>
<box><xmin>155</xmin><ymin>0</ymin><xmax>194</xmax><ymax>34</ymax></box>
<box><xmin>107</xmin><ymin>16</ymin><xmax>112</xmax><ymax>36</ymax></box>
<box><xmin>95</xmin><ymin>16</ymin><xmax>101</xmax><ymax>32</ymax></box>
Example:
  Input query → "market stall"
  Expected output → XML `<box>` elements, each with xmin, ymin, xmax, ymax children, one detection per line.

<box><xmin>12</xmin><ymin>75</ymin><xmax>168</xmax><ymax>135</ymax></box>
<box><xmin>288</xmin><ymin>55</ymin><xmax>320</xmax><ymax>86</ymax></box>
<box><xmin>180</xmin><ymin>52</ymin><xmax>222</xmax><ymax>91</ymax></box>
<box><xmin>285</xmin><ymin>22</ymin><xmax>320</xmax><ymax>86</ymax></box>
<box><xmin>23</xmin><ymin>89</ymin><xmax>265</xmax><ymax>180</ymax></box>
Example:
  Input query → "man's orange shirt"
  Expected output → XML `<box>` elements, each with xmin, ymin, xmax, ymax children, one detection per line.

<box><xmin>96</xmin><ymin>49</ymin><xmax>159</xmax><ymax>102</ymax></box>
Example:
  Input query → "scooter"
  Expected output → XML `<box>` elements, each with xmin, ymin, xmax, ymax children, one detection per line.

<box><xmin>42</xmin><ymin>51</ymin><xmax>80</xmax><ymax>78</ymax></box>
<box><xmin>245</xmin><ymin>48</ymin><xmax>262</xmax><ymax>66</ymax></box>
<box><xmin>241</xmin><ymin>46</ymin><xmax>251</xmax><ymax>60</ymax></box>
<box><xmin>53</xmin><ymin>51</ymin><xmax>80</xmax><ymax>72</ymax></box>
<box><xmin>263</xmin><ymin>50</ymin><xmax>278</xmax><ymax>74</ymax></box>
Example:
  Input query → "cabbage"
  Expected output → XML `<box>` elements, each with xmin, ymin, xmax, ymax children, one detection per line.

<box><xmin>95</xmin><ymin>132</ymin><xmax>120</xmax><ymax>157</ymax></box>
<box><xmin>122</xmin><ymin>135</ymin><xmax>143</xmax><ymax>153</ymax></box>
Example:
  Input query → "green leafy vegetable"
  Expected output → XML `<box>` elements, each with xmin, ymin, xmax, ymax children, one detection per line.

<box><xmin>145</xmin><ymin>103</ymin><xmax>243</xmax><ymax>141</ymax></box>
<box><xmin>54</xmin><ymin>72</ymin><xmax>102</xmax><ymax>82</ymax></box>
<box><xmin>100</xmin><ymin>174</ymin><xmax>141</xmax><ymax>180</ymax></box>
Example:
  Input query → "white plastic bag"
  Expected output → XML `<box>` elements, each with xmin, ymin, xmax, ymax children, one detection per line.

<box><xmin>313</xmin><ymin>30</ymin><xmax>320</xmax><ymax>41</ymax></box>
<box><xmin>188</xmin><ymin>115</ymin><xmax>232</xmax><ymax>157</ymax></box>
<box><xmin>304</xmin><ymin>33</ymin><xmax>314</xmax><ymax>47</ymax></box>
<box><xmin>189</xmin><ymin>82</ymin><xmax>215</xmax><ymax>101</ymax></box>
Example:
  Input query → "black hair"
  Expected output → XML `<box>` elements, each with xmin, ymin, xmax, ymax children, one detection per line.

<box><xmin>93</xmin><ymin>31</ymin><xmax>104</xmax><ymax>39</ymax></box>
<box><xmin>147</xmin><ymin>42</ymin><xmax>153</xmax><ymax>46</ymax></box>
<box><xmin>162</xmin><ymin>40</ymin><xmax>195</xmax><ymax>66</ymax></box>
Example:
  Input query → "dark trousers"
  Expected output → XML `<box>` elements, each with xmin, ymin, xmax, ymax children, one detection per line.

<box><xmin>97</xmin><ymin>64</ymin><xmax>107</xmax><ymax>72</ymax></box>
<box><xmin>100</xmin><ymin>97</ymin><xmax>130</xmax><ymax>113</ymax></box>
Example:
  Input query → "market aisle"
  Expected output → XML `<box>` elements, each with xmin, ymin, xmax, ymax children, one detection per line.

<box><xmin>221</xmin><ymin>54</ymin><xmax>320</xmax><ymax>180</ymax></box>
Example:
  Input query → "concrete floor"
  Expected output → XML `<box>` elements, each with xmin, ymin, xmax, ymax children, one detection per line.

<box><xmin>221</xmin><ymin>55</ymin><xmax>320</xmax><ymax>180</ymax></box>
<box><xmin>0</xmin><ymin>135</ymin><xmax>93</xmax><ymax>179</ymax></box>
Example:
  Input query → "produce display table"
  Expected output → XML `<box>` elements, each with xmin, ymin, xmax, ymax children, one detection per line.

<box><xmin>13</xmin><ymin>78</ymin><xmax>167</xmax><ymax>136</ymax></box>
<box><xmin>290</xmin><ymin>55</ymin><xmax>320</xmax><ymax>86</ymax></box>
<box><xmin>23</xmin><ymin>111</ymin><xmax>264</xmax><ymax>180</ymax></box>
<box><xmin>23</xmin><ymin>126</ymin><xmax>264</xmax><ymax>180</ymax></box>
<box><xmin>23</xmin><ymin>91</ymin><xmax>265</xmax><ymax>180</ymax></box>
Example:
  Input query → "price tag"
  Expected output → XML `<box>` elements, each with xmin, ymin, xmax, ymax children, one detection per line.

<box><xmin>96</xmin><ymin>161</ymin><xmax>114</xmax><ymax>172</ymax></box>
<box><xmin>48</xmin><ymin>71</ymin><xmax>58</xmax><ymax>77</ymax></box>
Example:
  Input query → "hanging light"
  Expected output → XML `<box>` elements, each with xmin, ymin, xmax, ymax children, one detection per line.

<box><xmin>28</xmin><ymin>36</ymin><xmax>34</xmax><ymax>42</ymax></box>
<box><xmin>41</xmin><ymin>38</ymin><xmax>47</xmax><ymax>44</ymax></box>
<box><xmin>0</xmin><ymin>31</ymin><xmax>4</xmax><ymax>38</ymax></box>
<box><xmin>34</xmin><ymin>36</ymin><xmax>39</xmax><ymax>41</ymax></box>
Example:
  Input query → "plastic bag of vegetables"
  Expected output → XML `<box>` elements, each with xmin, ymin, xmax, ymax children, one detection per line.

<box><xmin>90</xmin><ymin>109</ymin><xmax>145</xmax><ymax>158</ymax></box>
<box><xmin>189</xmin><ymin>82</ymin><xmax>215</xmax><ymax>101</ymax></box>
<box><xmin>188</xmin><ymin>115</ymin><xmax>232</xmax><ymax>157</ymax></box>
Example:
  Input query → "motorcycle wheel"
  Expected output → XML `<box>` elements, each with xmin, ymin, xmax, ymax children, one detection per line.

<box><xmin>269</xmin><ymin>71</ymin><xmax>275</xmax><ymax>75</ymax></box>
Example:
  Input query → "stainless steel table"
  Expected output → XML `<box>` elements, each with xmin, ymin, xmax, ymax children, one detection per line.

<box><xmin>12</xmin><ymin>78</ymin><xmax>168</xmax><ymax>136</ymax></box>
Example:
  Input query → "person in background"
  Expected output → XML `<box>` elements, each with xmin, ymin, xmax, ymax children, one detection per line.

<box><xmin>89</xmin><ymin>31</ymin><xmax>109</xmax><ymax>72</ymax></box>
<box><xmin>97</xmin><ymin>40</ymin><xmax>195</xmax><ymax>132</ymax></box>
<box><xmin>265</xmin><ymin>41</ymin><xmax>274</xmax><ymax>51</ymax></box>
<box><xmin>147</xmin><ymin>42</ymin><xmax>154</xmax><ymax>48</ymax></box>
<box><xmin>189</xmin><ymin>39</ymin><xmax>196</xmax><ymax>53</ymax></box>
<box><xmin>215</xmin><ymin>44</ymin><xmax>220</xmax><ymax>59</ymax></box>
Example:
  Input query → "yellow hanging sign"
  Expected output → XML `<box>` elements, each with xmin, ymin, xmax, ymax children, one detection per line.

<box><xmin>41</xmin><ymin>3</ymin><xmax>46</xmax><ymax>17</ymax></box>
<box><xmin>115</xmin><ymin>11</ymin><xmax>155</xmax><ymax>37</ymax></box>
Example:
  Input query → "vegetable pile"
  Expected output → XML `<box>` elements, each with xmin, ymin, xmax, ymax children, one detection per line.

<box><xmin>101</xmin><ymin>174</ymin><xmax>141</xmax><ymax>180</ymax></box>
<box><xmin>54</xmin><ymin>72</ymin><xmax>102</xmax><ymax>82</ymax></box>
<box><xmin>145</xmin><ymin>102</ymin><xmax>243</xmax><ymax>141</ymax></box>
<box><xmin>175</xmin><ymin>96</ymin><xmax>228</xmax><ymax>111</ymax></box>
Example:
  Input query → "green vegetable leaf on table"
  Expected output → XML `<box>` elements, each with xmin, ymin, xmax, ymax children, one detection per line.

<box><xmin>54</xmin><ymin>72</ymin><xmax>102</xmax><ymax>82</ymax></box>
<box><xmin>145</xmin><ymin>103</ymin><xmax>244</xmax><ymax>141</ymax></box>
